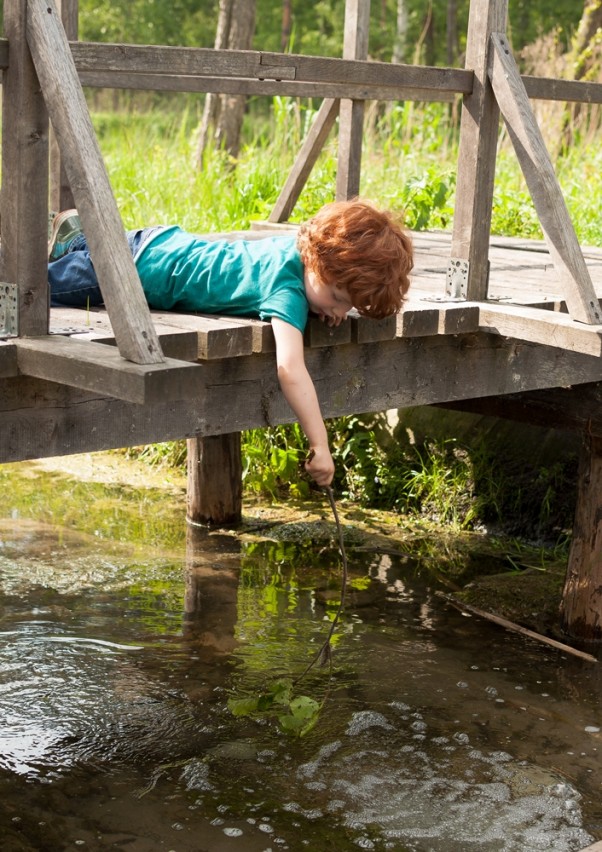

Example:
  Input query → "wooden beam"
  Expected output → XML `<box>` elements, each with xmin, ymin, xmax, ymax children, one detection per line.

<box><xmin>336</xmin><ymin>0</ymin><xmax>370</xmax><ymax>201</ymax></box>
<box><xmin>1</xmin><ymin>0</ymin><xmax>50</xmax><ymax>335</ymax></box>
<box><xmin>449</xmin><ymin>0</ymin><xmax>507</xmax><ymax>301</ymax></box>
<box><xmin>77</xmin><ymin>71</ymin><xmax>454</xmax><ymax>104</ymax></box>
<box><xmin>3</xmin><ymin>331</ymin><xmax>602</xmax><ymax>463</ymax></box>
<box><xmin>68</xmin><ymin>42</ymin><xmax>473</xmax><ymax>96</ymax></box>
<box><xmin>15</xmin><ymin>336</ymin><xmax>204</xmax><ymax>404</ymax></box>
<box><xmin>268</xmin><ymin>98</ymin><xmax>340</xmax><ymax>223</ymax></box>
<box><xmin>479</xmin><ymin>303</ymin><xmax>602</xmax><ymax>356</ymax></box>
<box><xmin>26</xmin><ymin>0</ymin><xmax>164</xmax><ymax>365</ymax></box>
<box><xmin>489</xmin><ymin>33</ymin><xmax>602</xmax><ymax>325</ymax></box>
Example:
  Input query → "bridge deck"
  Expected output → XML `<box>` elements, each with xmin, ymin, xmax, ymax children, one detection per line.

<box><xmin>1</xmin><ymin>230</ymin><xmax>602</xmax><ymax>465</ymax></box>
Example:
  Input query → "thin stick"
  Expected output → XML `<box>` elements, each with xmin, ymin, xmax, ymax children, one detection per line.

<box><xmin>293</xmin><ymin>484</ymin><xmax>349</xmax><ymax>685</ymax></box>
<box><xmin>438</xmin><ymin>592</ymin><xmax>598</xmax><ymax>663</ymax></box>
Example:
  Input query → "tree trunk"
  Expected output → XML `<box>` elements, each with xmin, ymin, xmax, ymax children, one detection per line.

<box><xmin>281</xmin><ymin>0</ymin><xmax>292</xmax><ymax>52</ymax></box>
<box><xmin>195</xmin><ymin>0</ymin><xmax>256</xmax><ymax>167</ymax></box>
<box><xmin>560</xmin><ymin>431</ymin><xmax>602</xmax><ymax>643</ymax></box>
<box><xmin>392</xmin><ymin>0</ymin><xmax>409</xmax><ymax>64</ymax></box>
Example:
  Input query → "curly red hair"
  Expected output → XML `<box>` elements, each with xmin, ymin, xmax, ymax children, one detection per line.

<box><xmin>297</xmin><ymin>198</ymin><xmax>413</xmax><ymax>319</ymax></box>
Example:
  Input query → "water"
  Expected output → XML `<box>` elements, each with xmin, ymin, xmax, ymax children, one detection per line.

<box><xmin>0</xmin><ymin>467</ymin><xmax>601</xmax><ymax>851</ymax></box>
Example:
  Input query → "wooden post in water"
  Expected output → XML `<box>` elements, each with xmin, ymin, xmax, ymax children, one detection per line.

<box><xmin>561</xmin><ymin>431</ymin><xmax>602</xmax><ymax>643</ymax></box>
<box><xmin>186</xmin><ymin>434</ymin><xmax>243</xmax><ymax>526</ymax></box>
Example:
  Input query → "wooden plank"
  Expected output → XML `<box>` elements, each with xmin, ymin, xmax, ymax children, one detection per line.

<box><xmin>450</xmin><ymin>0</ymin><xmax>507</xmax><ymax>301</ymax></box>
<box><xmin>26</xmin><ymin>0</ymin><xmax>164</xmax><ymax>366</ymax></box>
<box><xmin>269</xmin><ymin>98</ymin><xmax>339</xmax><ymax>223</ymax></box>
<box><xmin>523</xmin><ymin>75</ymin><xmax>602</xmax><ymax>105</ymax></box>
<box><xmin>147</xmin><ymin>313</ymin><xmax>254</xmax><ymax>359</ymax></box>
<box><xmin>489</xmin><ymin>33</ymin><xmax>601</xmax><ymax>325</ymax></box>
<box><xmin>479</xmin><ymin>303</ymin><xmax>602</xmax><ymax>356</ymax></box>
<box><xmin>336</xmin><ymin>0</ymin><xmax>370</xmax><ymax>201</ymax></box>
<box><xmin>15</xmin><ymin>336</ymin><xmax>204</xmax><ymax>404</ymax></box>
<box><xmin>76</xmin><ymin>71</ymin><xmax>455</xmax><ymax>103</ymax></box>
<box><xmin>4</xmin><ymin>331</ymin><xmax>602</xmax><ymax>463</ymax></box>
<box><xmin>0</xmin><ymin>342</ymin><xmax>19</xmax><ymax>378</ymax></box>
<box><xmin>1</xmin><ymin>0</ymin><xmax>50</xmax><ymax>335</ymax></box>
<box><xmin>68</xmin><ymin>42</ymin><xmax>473</xmax><ymax>95</ymax></box>
<box><xmin>351</xmin><ymin>312</ymin><xmax>397</xmax><ymax>343</ymax></box>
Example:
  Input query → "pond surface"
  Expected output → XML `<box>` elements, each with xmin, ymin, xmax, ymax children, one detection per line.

<box><xmin>0</xmin><ymin>462</ymin><xmax>600</xmax><ymax>852</ymax></box>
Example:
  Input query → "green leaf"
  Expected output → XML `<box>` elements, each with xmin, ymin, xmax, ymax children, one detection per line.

<box><xmin>278</xmin><ymin>696</ymin><xmax>321</xmax><ymax>736</ymax></box>
<box><xmin>227</xmin><ymin>696</ymin><xmax>261</xmax><ymax>717</ymax></box>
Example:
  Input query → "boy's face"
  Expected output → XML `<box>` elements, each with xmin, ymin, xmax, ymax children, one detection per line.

<box><xmin>304</xmin><ymin>270</ymin><xmax>353</xmax><ymax>327</ymax></box>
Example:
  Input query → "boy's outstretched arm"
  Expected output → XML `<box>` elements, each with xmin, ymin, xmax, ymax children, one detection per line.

<box><xmin>271</xmin><ymin>317</ymin><xmax>335</xmax><ymax>486</ymax></box>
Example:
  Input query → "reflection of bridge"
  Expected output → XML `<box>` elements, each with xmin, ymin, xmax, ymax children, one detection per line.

<box><xmin>2</xmin><ymin>0</ymin><xmax>602</xmax><ymax>641</ymax></box>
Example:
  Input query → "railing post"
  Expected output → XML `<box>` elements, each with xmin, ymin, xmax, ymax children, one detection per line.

<box><xmin>49</xmin><ymin>0</ymin><xmax>77</xmax><ymax>212</ymax></box>
<box><xmin>1</xmin><ymin>0</ymin><xmax>50</xmax><ymax>336</ymax></box>
<box><xmin>336</xmin><ymin>0</ymin><xmax>370</xmax><ymax>200</ymax></box>
<box><xmin>448</xmin><ymin>0</ymin><xmax>508</xmax><ymax>301</ymax></box>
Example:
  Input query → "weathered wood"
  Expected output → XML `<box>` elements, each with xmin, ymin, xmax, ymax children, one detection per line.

<box><xmin>479</xmin><ymin>303</ymin><xmax>602</xmax><ymax>356</ymax></box>
<box><xmin>15</xmin><ymin>335</ymin><xmax>204</xmax><ymax>404</ymax></box>
<box><xmin>489</xmin><ymin>33</ymin><xmax>601</xmax><ymax>325</ymax></box>
<box><xmin>450</xmin><ymin>0</ymin><xmax>507</xmax><ymax>301</ymax></box>
<box><xmin>3</xmin><ymin>332</ymin><xmax>602</xmax><ymax>463</ymax></box>
<box><xmin>1</xmin><ymin>0</ymin><xmax>50</xmax><ymax>335</ymax></box>
<box><xmin>26</xmin><ymin>0</ymin><xmax>164</xmax><ymax>365</ymax></box>
<box><xmin>336</xmin><ymin>0</ymin><xmax>370</xmax><ymax>201</ymax></box>
<box><xmin>76</xmin><ymin>71</ymin><xmax>457</xmax><ymax>104</ymax></box>
<box><xmin>269</xmin><ymin>99</ymin><xmax>340</xmax><ymax>223</ymax></box>
<box><xmin>186</xmin><ymin>434</ymin><xmax>242</xmax><ymax>525</ymax></box>
<box><xmin>49</xmin><ymin>0</ymin><xmax>77</xmax><ymax>212</ymax></box>
<box><xmin>561</xmin><ymin>433</ymin><xmax>602</xmax><ymax>643</ymax></box>
<box><xmin>69</xmin><ymin>42</ymin><xmax>473</xmax><ymax>96</ymax></box>
<box><xmin>439</xmin><ymin>383</ymin><xmax>602</xmax><ymax>438</ymax></box>
<box><xmin>439</xmin><ymin>593</ymin><xmax>597</xmax><ymax>662</ymax></box>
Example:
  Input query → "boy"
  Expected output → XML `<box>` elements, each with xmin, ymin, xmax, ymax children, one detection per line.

<box><xmin>48</xmin><ymin>199</ymin><xmax>413</xmax><ymax>487</ymax></box>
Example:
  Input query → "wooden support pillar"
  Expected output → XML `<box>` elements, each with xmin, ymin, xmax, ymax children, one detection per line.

<box><xmin>186</xmin><ymin>433</ymin><xmax>243</xmax><ymax>526</ymax></box>
<box><xmin>561</xmin><ymin>431</ymin><xmax>602</xmax><ymax>644</ymax></box>
<box><xmin>336</xmin><ymin>0</ymin><xmax>370</xmax><ymax>201</ymax></box>
<box><xmin>49</xmin><ymin>0</ymin><xmax>77</xmax><ymax>212</ymax></box>
<box><xmin>1</xmin><ymin>0</ymin><xmax>50</xmax><ymax>334</ymax></box>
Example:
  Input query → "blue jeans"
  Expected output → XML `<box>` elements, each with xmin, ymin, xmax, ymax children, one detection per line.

<box><xmin>48</xmin><ymin>227</ymin><xmax>165</xmax><ymax>307</ymax></box>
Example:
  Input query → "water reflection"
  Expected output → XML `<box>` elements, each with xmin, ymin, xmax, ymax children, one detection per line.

<box><xmin>0</xmin><ymin>483</ymin><xmax>600</xmax><ymax>850</ymax></box>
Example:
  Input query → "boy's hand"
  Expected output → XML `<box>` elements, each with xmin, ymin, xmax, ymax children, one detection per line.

<box><xmin>305</xmin><ymin>446</ymin><xmax>335</xmax><ymax>486</ymax></box>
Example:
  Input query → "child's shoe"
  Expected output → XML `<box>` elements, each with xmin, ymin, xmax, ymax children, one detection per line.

<box><xmin>48</xmin><ymin>209</ymin><xmax>82</xmax><ymax>261</ymax></box>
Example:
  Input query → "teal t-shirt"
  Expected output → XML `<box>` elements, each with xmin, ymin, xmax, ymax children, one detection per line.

<box><xmin>134</xmin><ymin>227</ymin><xmax>309</xmax><ymax>332</ymax></box>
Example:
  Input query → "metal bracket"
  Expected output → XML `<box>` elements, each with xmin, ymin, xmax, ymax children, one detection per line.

<box><xmin>0</xmin><ymin>282</ymin><xmax>18</xmax><ymax>339</ymax></box>
<box><xmin>446</xmin><ymin>258</ymin><xmax>469</xmax><ymax>300</ymax></box>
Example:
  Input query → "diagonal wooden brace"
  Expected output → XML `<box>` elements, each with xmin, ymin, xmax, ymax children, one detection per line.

<box><xmin>26</xmin><ymin>0</ymin><xmax>165</xmax><ymax>364</ymax></box>
<box><xmin>489</xmin><ymin>32</ymin><xmax>602</xmax><ymax>326</ymax></box>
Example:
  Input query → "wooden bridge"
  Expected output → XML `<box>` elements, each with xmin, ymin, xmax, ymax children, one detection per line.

<box><xmin>2</xmin><ymin>0</ymin><xmax>602</xmax><ymax>642</ymax></box>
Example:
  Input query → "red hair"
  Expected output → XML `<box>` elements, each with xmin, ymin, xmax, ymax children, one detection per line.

<box><xmin>297</xmin><ymin>198</ymin><xmax>413</xmax><ymax>319</ymax></box>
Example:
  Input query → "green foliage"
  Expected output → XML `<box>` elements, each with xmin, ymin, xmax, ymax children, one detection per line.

<box><xmin>228</xmin><ymin>678</ymin><xmax>321</xmax><ymax>737</ymax></box>
<box><xmin>242</xmin><ymin>424</ymin><xmax>310</xmax><ymax>500</ymax></box>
